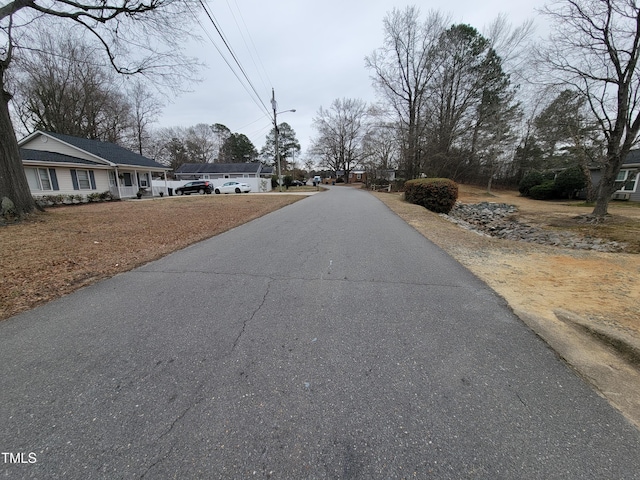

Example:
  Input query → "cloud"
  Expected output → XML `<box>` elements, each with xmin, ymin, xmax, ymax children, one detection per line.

<box><xmin>157</xmin><ymin>0</ymin><xmax>545</xmax><ymax>160</ymax></box>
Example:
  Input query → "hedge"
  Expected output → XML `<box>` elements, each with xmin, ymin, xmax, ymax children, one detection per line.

<box><xmin>404</xmin><ymin>178</ymin><xmax>458</xmax><ymax>214</ymax></box>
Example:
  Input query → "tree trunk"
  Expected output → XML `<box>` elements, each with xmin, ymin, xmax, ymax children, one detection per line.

<box><xmin>592</xmin><ymin>153</ymin><xmax>622</xmax><ymax>217</ymax></box>
<box><xmin>579</xmin><ymin>163</ymin><xmax>596</xmax><ymax>203</ymax></box>
<box><xmin>0</xmin><ymin>81</ymin><xmax>35</xmax><ymax>219</ymax></box>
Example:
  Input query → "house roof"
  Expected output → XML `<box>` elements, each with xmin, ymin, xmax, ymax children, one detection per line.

<box><xmin>20</xmin><ymin>148</ymin><xmax>101</xmax><ymax>166</ymax></box>
<box><xmin>624</xmin><ymin>149</ymin><xmax>640</xmax><ymax>166</ymax></box>
<box><xmin>19</xmin><ymin>131</ymin><xmax>168</xmax><ymax>170</ymax></box>
<box><xmin>175</xmin><ymin>163</ymin><xmax>265</xmax><ymax>174</ymax></box>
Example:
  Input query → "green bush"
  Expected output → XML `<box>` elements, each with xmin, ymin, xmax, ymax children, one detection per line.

<box><xmin>519</xmin><ymin>171</ymin><xmax>544</xmax><ymax>196</ymax></box>
<box><xmin>404</xmin><ymin>178</ymin><xmax>458</xmax><ymax>214</ymax></box>
<box><xmin>555</xmin><ymin>165</ymin><xmax>586</xmax><ymax>198</ymax></box>
<box><xmin>529</xmin><ymin>180</ymin><xmax>559</xmax><ymax>200</ymax></box>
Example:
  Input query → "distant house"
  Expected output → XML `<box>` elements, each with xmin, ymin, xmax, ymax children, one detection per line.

<box><xmin>19</xmin><ymin>131</ymin><xmax>170</xmax><ymax>199</ymax></box>
<box><xmin>348</xmin><ymin>170</ymin><xmax>367</xmax><ymax>183</ymax></box>
<box><xmin>173</xmin><ymin>163</ymin><xmax>274</xmax><ymax>192</ymax></box>
<box><xmin>591</xmin><ymin>151</ymin><xmax>640</xmax><ymax>202</ymax></box>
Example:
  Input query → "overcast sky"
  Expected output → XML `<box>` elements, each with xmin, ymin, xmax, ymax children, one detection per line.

<box><xmin>159</xmin><ymin>0</ymin><xmax>549</xmax><ymax>160</ymax></box>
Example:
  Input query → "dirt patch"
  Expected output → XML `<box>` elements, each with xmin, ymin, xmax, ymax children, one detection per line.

<box><xmin>0</xmin><ymin>195</ymin><xmax>302</xmax><ymax>321</ymax></box>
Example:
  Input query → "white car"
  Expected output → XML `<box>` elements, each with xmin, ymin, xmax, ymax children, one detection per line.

<box><xmin>214</xmin><ymin>181</ymin><xmax>251</xmax><ymax>194</ymax></box>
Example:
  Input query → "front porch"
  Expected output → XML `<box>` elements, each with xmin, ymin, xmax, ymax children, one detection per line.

<box><xmin>109</xmin><ymin>169</ymin><xmax>169</xmax><ymax>199</ymax></box>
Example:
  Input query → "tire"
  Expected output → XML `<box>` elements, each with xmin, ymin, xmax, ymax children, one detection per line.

<box><xmin>198</xmin><ymin>189</ymin><xmax>205</xmax><ymax>194</ymax></box>
<box><xmin>214</xmin><ymin>189</ymin><xmax>220</xmax><ymax>194</ymax></box>
<box><xmin>176</xmin><ymin>190</ymin><xmax>183</xmax><ymax>196</ymax></box>
<box><xmin>235</xmin><ymin>188</ymin><xmax>241</xmax><ymax>193</ymax></box>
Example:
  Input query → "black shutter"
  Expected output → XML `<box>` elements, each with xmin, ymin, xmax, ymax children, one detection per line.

<box><xmin>49</xmin><ymin>169</ymin><xmax>59</xmax><ymax>191</ymax></box>
<box><xmin>70</xmin><ymin>170</ymin><xmax>79</xmax><ymax>190</ymax></box>
<box><xmin>89</xmin><ymin>170</ymin><xmax>96</xmax><ymax>189</ymax></box>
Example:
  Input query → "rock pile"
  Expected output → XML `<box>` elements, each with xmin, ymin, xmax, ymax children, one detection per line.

<box><xmin>440</xmin><ymin>201</ymin><xmax>627</xmax><ymax>252</ymax></box>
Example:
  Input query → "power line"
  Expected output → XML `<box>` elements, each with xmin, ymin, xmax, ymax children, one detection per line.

<box><xmin>227</xmin><ymin>0</ymin><xmax>272</xmax><ymax>95</ymax></box>
<box><xmin>197</xmin><ymin>0</ymin><xmax>271</xmax><ymax>117</ymax></box>
<box><xmin>185</xmin><ymin>2</ymin><xmax>262</xmax><ymax>116</ymax></box>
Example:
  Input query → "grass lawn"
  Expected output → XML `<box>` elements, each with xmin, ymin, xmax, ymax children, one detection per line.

<box><xmin>0</xmin><ymin>195</ymin><xmax>301</xmax><ymax>321</ymax></box>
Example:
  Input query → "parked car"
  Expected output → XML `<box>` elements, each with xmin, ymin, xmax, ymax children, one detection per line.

<box><xmin>291</xmin><ymin>180</ymin><xmax>304</xmax><ymax>187</ymax></box>
<box><xmin>214</xmin><ymin>181</ymin><xmax>251</xmax><ymax>194</ymax></box>
<box><xmin>174</xmin><ymin>181</ymin><xmax>213</xmax><ymax>195</ymax></box>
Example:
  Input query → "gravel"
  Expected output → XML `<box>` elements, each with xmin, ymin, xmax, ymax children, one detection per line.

<box><xmin>440</xmin><ymin>201</ymin><xmax>627</xmax><ymax>252</ymax></box>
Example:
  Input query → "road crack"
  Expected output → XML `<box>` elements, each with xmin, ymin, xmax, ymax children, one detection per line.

<box><xmin>139</xmin><ymin>393</ymin><xmax>205</xmax><ymax>478</ymax></box>
<box><xmin>231</xmin><ymin>278</ymin><xmax>273</xmax><ymax>353</ymax></box>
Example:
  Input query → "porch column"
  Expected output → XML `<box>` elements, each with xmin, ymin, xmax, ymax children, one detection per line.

<box><xmin>114</xmin><ymin>167</ymin><xmax>122</xmax><ymax>199</ymax></box>
<box><xmin>163</xmin><ymin>171</ymin><xmax>168</xmax><ymax>196</ymax></box>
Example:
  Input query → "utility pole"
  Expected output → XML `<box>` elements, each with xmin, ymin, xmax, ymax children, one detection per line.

<box><xmin>270</xmin><ymin>89</ymin><xmax>296</xmax><ymax>192</ymax></box>
<box><xmin>271</xmin><ymin>88</ymin><xmax>282</xmax><ymax>192</ymax></box>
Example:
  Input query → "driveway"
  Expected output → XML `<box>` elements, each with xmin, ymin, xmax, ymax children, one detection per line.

<box><xmin>1</xmin><ymin>186</ymin><xmax>639</xmax><ymax>478</ymax></box>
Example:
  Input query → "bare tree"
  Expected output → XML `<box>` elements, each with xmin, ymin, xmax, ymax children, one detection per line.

<box><xmin>153</xmin><ymin>126</ymin><xmax>189</xmax><ymax>171</ymax></box>
<box><xmin>211</xmin><ymin>123</ymin><xmax>232</xmax><ymax>162</ymax></box>
<box><xmin>11</xmin><ymin>32</ymin><xmax>127</xmax><ymax>141</ymax></box>
<box><xmin>538</xmin><ymin>0</ymin><xmax>640</xmax><ymax>217</ymax></box>
<box><xmin>127</xmin><ymin>79</ymin><xmax>162</xmax><ymax>155</ymax></box>
<box><xmin>484</xmin><ymin>14</ymin><xmax>536</xmax><ymax>86</ymax></box>
<box><xmin>1</xmin><ymin>0</ymin><xmax>199</xmax><ymax>218</ymax></box>
<box><xmin>365</xmin><ymin>7</ymin><xmax>448</xmax><ymax>180</ymax></box>
<box><xmin>185</xmin><ymin>123</ymin><xmax>217</xmax><ymax>163</ymax></box>
<box><xmin>310</xmin><ymin>98</ymin><xmax>370</xmax><ymax>182</ymax></box>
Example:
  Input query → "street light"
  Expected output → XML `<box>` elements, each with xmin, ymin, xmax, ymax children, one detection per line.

<box><xmin>271</xmin><ymin>88</ymin><xmax>296</xmax><ymax>192</ymax></box>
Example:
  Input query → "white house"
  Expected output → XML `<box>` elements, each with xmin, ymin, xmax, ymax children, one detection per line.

<box><xmin>590</xmin><ymin>151</ymin><xmax>640</xmax><ymax>202</ymax></box>
<box><xmin>19</xmin><ymin>131</ymin><xmax>170</xmax><ymax>199</ymax></box>
<box><xmin>173</xmin><ymin>163</ymin><xmax>274</xmax><ymax>193</ymax></box>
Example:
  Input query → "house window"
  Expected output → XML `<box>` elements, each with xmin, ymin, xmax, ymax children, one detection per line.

<box><xmin>38</xmin><ymin>168</ymin><xmax>52</xmax><ymax>190</ymax></box>
<box><xmin>71</xmin><ymin>169</ymin><xmax>96</xmax><ymax>190</ymax></box>
<box><xmin>109</xmin><ymin>171</ymin><xmax>117</xmax><ymax>187</ymax></box>
<box><xmin>617</xmin><ymin>169</ymin><xmax>639</xmax><ymax>192</ymax></box>
<box><xmin>138</xmin><ymin>172</ymin><xmax>149</xmax><ymax>187</ymax></box>
<box><xmin>122</xmin><ymin>172</ymin><xmax>133</xmax><ymax>187</ymax></box>
<box><xmin>76</xmin><ymin>170</ymin><xmax>91</xmax><ymax>189</ymax></box>
<box><xmin>25</xmin><ymin>168</ymin><xmax>55</xmax><ymax>191</ymax></box>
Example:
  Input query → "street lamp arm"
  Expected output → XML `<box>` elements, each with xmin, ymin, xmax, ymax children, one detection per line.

<box><xmin>271</xmin><ymin>88</ymin><xmax>296</xmax><ymax>192</ymax></box>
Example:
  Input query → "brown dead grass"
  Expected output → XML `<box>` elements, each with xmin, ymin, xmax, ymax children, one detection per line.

<box><xmin>0</xmin><ymin>195</ymin><xmax>301</xmax><ymax>321</ymax></box>
<box><xmin>373</xmin><ymin>186</ymin><xmax>640</xmax><ymax>338</ymax></box>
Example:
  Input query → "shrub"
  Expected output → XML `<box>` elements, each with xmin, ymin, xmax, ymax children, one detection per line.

<box><xmin>392</xmin><ymin>179</ymin><xmax>405</xmax><ymax>192</ymax></box>
<box><xmin>404</xmin><ymin>178</ymin><xmax>458</xmax><ymax>214</ymax></box>
<box><xmin>555</xmin><ymin>165</ymin><xmax>586</xmax><ymax>198</ymax></box>
<box><xmin>529</xmin><ymin>180</ymin><xmax>559</xmax><ymax>200</ymax></box>
<box><xmin>519</xmin><ymin>171</ymin><xmax>544</xmax><ymax>196</ymax></box>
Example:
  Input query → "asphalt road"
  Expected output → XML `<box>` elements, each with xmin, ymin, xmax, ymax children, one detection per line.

<box><xmin>2</xmin><ymin>186</ymin><xmax>640</xmax><ymax>479</ymax></box>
